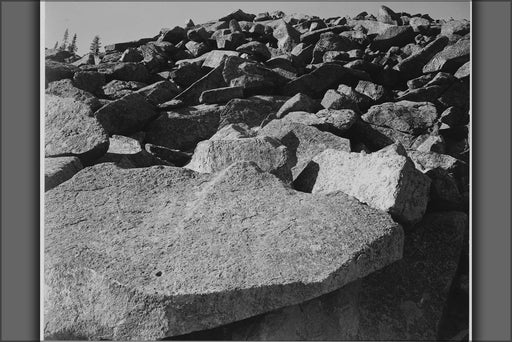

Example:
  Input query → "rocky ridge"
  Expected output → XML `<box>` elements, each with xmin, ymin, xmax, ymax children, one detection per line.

<box><xmin>44</xmin><ymin>5</ymin><xmax>470</xmax><ymax>341</ymax></box>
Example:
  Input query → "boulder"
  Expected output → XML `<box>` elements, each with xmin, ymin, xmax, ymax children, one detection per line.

<box><xmin>45</xmin><ymin>157</ymin><xmax>83</xmax><ymax>191</ymax></box>
<box><xmin>355</xmin><ymin>80</ymin><xmax>390</xmax><ymax>103</ymax></box>
<box><xmin>104</xmin><ymin>38</ymin><xmax>154</xmax><ymax>53</ymax></box>
<box><xmin>199</xmin><ymin>86</ymin><xmax>244</xmax><ymax>104</ymax></box>
<box><xmin>219</xmin><ymin>9</ymin><xmax>256</xmax><ymax>22</ymax></box>
<box><xmin>454</xmin><ymin>61</ymin><xmax>470</xmax><ymax>79</ymax></box>
<box><xmin>275</xmin><ymin>93</ymin><xmax>319</xmax><ymax>118</ymax></box>
<box><xmin>45</xmin><ymin>60</ymin><xmax>79</xmax><ymax>84</ymax></box>
<box><xmin>72</xmin><ymin>71</ymin><xmax>106</xmax><ymax>95</ymax></box>
<box><xmin>259</xmin><ymin>120</ymin><xmax>350</xmax><ymax>179</ymax></box>
<box><xmin>135</xmin><ymin>80</ymin><xmax>180</xmax><ymax>105</ymax></box>
<box><xmin>101</xmin><ymin>80</ymin><xmax>147</xmax><ymax>100</ymax></box>
<box><xmin>45</xmin><ymin>95</ymin><xmax>109</xmax><ymax>164</ymax></box>
<box><xmin>272</xmin><ymin>19</ymin><xmax>301</xmax><ymax>52</ymax></box>
<box><xmin>406</xmin><ymin>150</ymin><xmax>462</xmax><ymax>173</ymax></box>
<box><xmin>357</xmin><ymin>212</ymin><xmax>467</xmax><ymax>340</ymax></box>
<box><xmin>395</xmin><ymin>36</ymin><xmax>449</xmax><ymax>77</ymax></box>
<box><xmin>320</xmin><ymin>89</ymin><xmax>360</xmax><ymax>111</ymax></box>
<box><xmin>169</xmin><ymin>62</ymin><xmax>205</xmax><ymax>88</ymax></box>
<box><xmin>111</xmin><ymin>62</ymin><xmax>150</xmax><ymax>82</ymax></box>
<box><xmin>158</xmin><ymin>26</ymin><xmax>186</xmax><ymax>44</ymax></box>
<box><xmin>44</xmin><ymin>161</ymin><xmax>403</xmax><ymax>340</ymax></box>
<box><xmin>295</xmin><ymin>144</ymin><xmax>431</xmax><ymax>224</ymax></box>
<box><xmin>423</xmin><ymin>35</ymin><xmax>470</xmax><ymax>73</ymax></box>
<box><xmin>219</xmin><ymin>96</ymin><xmax>288</xmax><ymax>129</ymax></box>
<box><xmin>145</xmin><ymin>104</ymin><xmax>224</xmax><ymax>151</ymax></box>
<box><xmin>95</xmin><ymin>93</ymin><xmax>158</xmax><ymax>135</ymax></box>
<box><xmin>186</xmin><ymin>136</ymin><xmax>293</xmax><ymax>182</ymax></box>
<box><xmin>312</xmin><ymin>32</ymin><xmax>360</xmax><ymax>63</ymax></box>
<box><xmin>236</xmin><ymin>41</ymin><xmax>272</xmax><ymax>62</ymax></box>
<box><xmin>202</xmin><ymin>50</ymin><xmax>240</xmax><ymax>69</ymax></box>
<box><xmin>440</xmin><ymin>20</ymin><xmax>470</xmax><ymax>37</ymax></box>
<box><xmin>370</xmin><ymin>26</ymin><xmax>416</xmax><ymax>51</ymax></box>
<box><xmin>46</xmin><ymin>79</ymin><xmax>102</xmax><ymax>111</ymax></box>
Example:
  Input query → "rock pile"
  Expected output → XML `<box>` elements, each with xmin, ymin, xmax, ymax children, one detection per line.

<box><xmin>44</xmin><ymin>5</ymin><xmax>470</xmax><ymax>341</ymax></box>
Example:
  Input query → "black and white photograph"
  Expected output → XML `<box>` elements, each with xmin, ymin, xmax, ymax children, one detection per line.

<box><xmin>42</xmin><ymin>2</ymin><xmax>471</xmax><ymax>340</ymax></box>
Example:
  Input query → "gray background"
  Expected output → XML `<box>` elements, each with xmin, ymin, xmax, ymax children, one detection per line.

<box><xmin>1</xmin><ymin>1</ymin><xmax>510</xmax><ymax>341</ymax></box>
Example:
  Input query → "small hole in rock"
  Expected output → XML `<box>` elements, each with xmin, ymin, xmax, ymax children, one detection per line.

<box><xmin>155</xmin><ymin>271</ymin><xmax>162</xmax><ymax>277</ymax></box>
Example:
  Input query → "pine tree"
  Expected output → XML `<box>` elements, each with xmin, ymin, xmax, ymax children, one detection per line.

<box><xmin>90</xmin><ymin>35</ymin><xmax>101</xmax><ymax>55</ymax></box>
<box><xmin>53</xmin><ymin>41</ymin><xmax>58</xmax><ymax>50</ymax></box>
<box><xmin>67</xmin><ymin>33</ymin><xmax>77</xmax><ymax>53</ymax></box>
<box><xmin>59</xmin><ymin>28</ymin><xmax>69</xmax><ymax>51</ymax></box>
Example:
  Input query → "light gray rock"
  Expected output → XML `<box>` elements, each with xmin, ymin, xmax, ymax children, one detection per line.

<box><xmin>46</xmin><ymin>79</ymin><xmax>102</xmax><ymax>111</ymax></box>
<box><xmin>186</xmin><ymin>136</ymin><xmax>293</xmax><ymax>182</ymax></box>
<box><xmin>259</xmin><ymin>120</ymin><xmax>350</xmax><ymax>180</ymax></box>
<box><xmin>357</xmin><ymin>212</ymin><xmax>467</xmax><ymax>340</ymax></box>
<box><xmin>295</xmin><ymin>144</ymin><xmax>431</xmax><ymax>224</ymax></box>
<box><xmin>423</xmin><ymin>35</ymin><xmax>470</xmax><ymax>73</ymax></box>
<box><xmin>45</xmin><ymin>157</ymin><xmax>83</xmax><ymax>191</ymax></box>
<box><xmin>210</xmin><ymin>123</ymin><xmax>254</xmax><ymax>141</ymax></box>
<box><xmin>275</xmin><ymin>93</ymin><xmax>319</xmax><ymax>119</ymax></box>
<box><xmin>135</xmin><ymin>80</ymin><xmax>180</xmax><ymax>106</ymax></box>
<box><xmin>44</xmin><ymin>161</ymin><xmax>403</xmax><ymax>340</ymax></box>
<box><xmin>45</xmin><ymin>95</ymin><xmax>109</xmax><ymax>164</ymax></box>
<box><xmin>407</xmin><ymin>150</ymin><xmax>462</xmax><ymax>173</ymax></box>
<box><xmin>199</xmin><ymin>86</ymin><xmax>244</xmax><ymax>104</ymax></box>
<box><xmin>202</xmin><ymin>50</ymin><xmax>240</xmax><ymax>69</ymax></box>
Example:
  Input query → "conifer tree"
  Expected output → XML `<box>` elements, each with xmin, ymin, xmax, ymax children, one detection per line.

<box><xmin>59</xmin><ymin>28</ymin><xmax>69</xmax><ymax>51</ymax></box>
<box><xmin>90</xmin><ymin>35</ymin><xmax>101</xmax><ymax>55</ymax></box>
<box><xmin>53</xmin><ymin>41</ymin><xmax>58</xmax><ymax>50</ymax></box>
<box><xmin>68</xmin><ymin>33</ymin><xmax>77</xmax><ymax>53</ymax></box>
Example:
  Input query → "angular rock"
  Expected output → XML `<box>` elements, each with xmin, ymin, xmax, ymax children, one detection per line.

<box><xmin>45</xmin><ymin>157</ymin><xmax>83</xmax><ymax>191</ymax></box>
<box><xmin>377</xmin><ymin>5</ymin><xmax>399</xmax><ymax>24</ymax></box>
<box><xmin>44</xmin><ymin>161</ymin><xmax>403</xmax><ymax>339</ymax></box>
<box><xmin>396</xmin><ymin>85</ymin><xmax>444</xmax><ymax>102</ymax></box>
<box><xmin>111</xmin><ymin>62</ymin><xmax>150</xmax><ymax>82</ymax></box>
<box><xmin>336</xmin><ymin>84</ymin><xmax>373</xmax><ymax>112</ymax></box>
<box><xmin>71</xmin><ymin>53</ymin><xmax>97</xmax><ymax>67</ymax></box>
<box><xmin>395</xmin><ymin>36</ymin><xmax>449</xmax><ymax>77</ymax></box>
<box><xmin>346</xmin><ymin>19</ymin><xmax>394</xmax><ymax>35</ymax></box>
<box><xmin>135</xmin><ymin>80</ymin><xmax>180</xmax><ymax>105</ymax></box>
<box><xmin>218</xmin><ymin>96</ymin><xmax>288</xmax><ymax>129</ymax></box>
<box><xmin>259</xmin><ymin>120</ymin><xmax>350</xmax><ymax>179</ymax></box>
<box><xmin>407</xmin><ymin>150</ymin><xmax>462</xmax><ymax>173</ymax></box>
<box><xmin>272</xmin><ymin>19</ymin><xmax>301</xmax><ymax>52</ymax></box>
<box><xmin>355</xmin><ymin>80</ymin><xmax>389</xmax><ymax>103</ymax></box>
<box><xmin>440</xmin><ymin>20</ymin><xmax>470</xmax><ymax>37</ymax></box>
<box><xmin>199</xmin><ymin>85</ymin><xmax>244</xmax><ymax>104</ymax></box>
<box><xmin>158</xmin><ymin>26</ymin><xmax>186</xmax><ymax>44</ymax></box>
<box><xmin>45</xmin><ymin>95</ymin><xmax>109</xmax><ymax>164</ymax></box>
<box><xmin>357</xmin><ymin>212</ymin><xmax>466</xmax><ymax>340</ymax></box>
<box><xmin>370</xmin><ymin>26</ymin><xmax>416</xmax><ymax>51</ymax></box>
<box><xmin>72</xmin><ymin>71</ymin><xmax>106</xmax><ymax>95</ymax></box>
<box><xmin>210</xmin><ymin>123</ymin><xmax>253</xmax><ymax>141</ymax></box>
<box><xmin>236</xmin><ymin>41</ymin><xmax>271</xmax><ymax>62</ymax></box>
<box><xmin>120</xmin><ymin>48</ymin><xmax>144</xmax><ymax>63</ymax></box>
<box><xmin>104</xmin><ymin>38</ymin><xmax>154</xmax><ymax>53</ymax></box>
<box><xmin>202</xmin><ymin>50</ymin><xmax>240</xmax><ymax>69</ymax></box>
<box><xmin>101</xmin><ymin>80</ymin><xmax>147</xmax><ymax>100</ymax></box>
<box><xmin>169</xmin><ymin>62</ymin><xmax>205</xmax><ymax>88</ymax></box>
<box><xmin>186</xmin><ymin>136</ymin><xmax>293</xmax><ymax>182</ymax></box>
<box><xmin>275</xmin><ymin>93</ymin><xmax>319</xmax><ymax>118</ymax></box>
<box><xmin>216</xmin><ymin>32</ymin><xmax>246</xmax><ymax>50</ymax></box>
<box><xmin>145</xmin><ymin>104</ymin><xmax>224</xmax><ymax>151</ymax></box>
<box><xmin>94</xmin><ymin>93</ymin><xmax>158</xmax><ymax>135</ymax></box>
<box><xmin>315</xmin><ymin>108</ymin><xmax>358</xmax><ymax>133</ymax></box>
<box><xmin>321</xmin><ymin>89</ymin><xmax>360</xmax><ymax>111</ymax></box>
<box><xmin>45</xmin><ymin>60</ymin><xmax>80</xmax><ymax>84</ymax></box>
<box><xmin>423</xmin><ymin>35</ymin><xmax>470</xmax><ymax>73</ymax></box>
<box><xmin>295</xmin><ymin>145</ymin><xmax>431</xmax><ymax>224</ymax></box>
<box><xmin>438</xmin><ymin>80</ymin><xmax>469</xmax><ymax>109</ymax></box>
<box><xmin>426</xmin><ymin>168</ymin><xmax>463</xmax><ymax>211</ymax></box>
<box><xmin>46</xmin><ymin>79</ymin><xmax>102</xmax><ymax>111</ymax></box>
<box><xmin>219</xmin><ymin>9</ymin><xmax>256</xmax><ymax>22</ymax></box>
<box><xmin>362</xmin><ymin>101</ymin><xmax>438</xmax><ymax>135</ymax></box>
<box><xmin>144</xmin><ymin>144</ymin><xmax>192</xmax><ymax>167</ymax></box>
<box><xmin>454</xmin><ymin>61</ymin><xmax>470</xmax><ymax>79</ymax></box>
<box><xmin>312</xmin><ymin>32</ymin><xmax>359</xmax><ymax>63</ymax></box>
<box><xmin>185</xmin><ymin>41</ymin><xmax>211</xmax><ymax>57</ymax></box>
<box><xmin>410</xmin><ymin>17</ymin><xmax>431</xmax><ymax>33</ymax></box>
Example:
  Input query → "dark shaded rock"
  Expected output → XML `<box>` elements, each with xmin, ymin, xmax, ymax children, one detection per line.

<box><xmin>426</xmin><ymin>168</ymin><xmax>463</xmax><ymax>211</ymax></box>
<box><xmin>45</xmin><ymin>49</ymin><xmax>74</xmax><ymax>62</ymax></box>
<box><xmin>312</xmin><ymin>32</ymin><xmax>359</xmax><ymax>63</ymax></box>
<box><xmin>272</xmin><ymin>20</ymin><xmax>301</xmax><ymax>53</ymax></box>
<box><xmin>407</xmin><ymin>74</ymin><xmax>435</xmax><ymax>89</ymax></box>
<box><xmin>199</xmin><ymin>86</ymin><xmax>244</xmax><ymax>104</ymax></box>
<box><xmin>216</xmin><ymin>32</ymin><xmax>246</xmax><ymax>50</ymax></box>
<box><xmin>219</xmin><ymin>96</ymin><xmax>288</xmax><ymax>129</ymax></box>
<box><xmin>45</xmin><ymin>157</ymin><xmax>83</xmax><ymax>191</ymax></box>
<box><xmin>397</xmin><ymin>85</ymin><xmax>444</xmax><ymax>102</ymax></box>
<box><xmin>174</xmin><ymin>61</ymin><xmax>228</xmax><ymax>105</ymax></box>
<box><xmin>295</xmin><ymin>145</ymin><xmax>431</xmax><ymax>224</ymax></box>
<box><xmin>45</xmin><ymin>95</ymin><xmax>109</xmax><ymax>164</ymax></box>
<box><xmin>438</xmin><ymin>80</ymin><xmax>469</xmax><ymax>109</ymax></box>
<box><xmin>185</xmin><ymin>41</ymin><xmax>211</xmax><ymax>57</ymax></box>
<box><xmin>395</xmin><ymin>36</ymin><xmax>449</xmax><ymax>77</ymax></box>
<box><xmin>71</xmin><ymin>53</ymin><xmax>97</xmax><ymax>67</ymax></box>
<box><xmin>104</xmin><ymin>38</ymin><xmax>154</xmax><ymax>53</ymax></box>
<box><xmin>95</xmin><ymin>93</ymin><xmax>158</xmax><ymax>135</ymax></box>
<box><xmin>145</xmin><ymin>104</ymin><xmax>224</xmax><ymax>151</ymax></box>
<box><xmin>45</xmin><ymin>60</ymin><xmax>79</xmax><ymax>84</ymax></box>
<box><xmin>299</xmin><ymin>25</ymin><xmax>351</xmax><ymax>46</ymax></box>
<box><xmin>158</xmin><ymin>26</ymin><xmax>186</xmax><ymax>44</ymax></box>
<box><xmin>259</xmin><ymin>120</ymin><xmax>350</xmax><ymax>180</ymax></box>
<box><xmin>370</xmin><ymin>26</ymin><xmax>416</xmax><ymax>51</ymax></box>
<box><xmin>202</xmin><ymin>50</ymin><xmax>240</xmax><ymax>69</ymax></box>
<box><xmin>275</xmin><ymin>92</ymin><xmax>319</xmax><ymax>118</ymax></box>
<box><xmin>44</xmin><ymin>161</ymin><xmax>402</xmax><ymax>340</ymax></box>
<box><xmin>423</xmin><ymin>35</ymin><xmax>470</xmax><ymax>73</ymax></box>
<box><xmin>219</xmin><ymin>9</ymin><xmax>256</xmax><ymax>22</ymax></box>
<box><xmin>236</xmin><ymin>41</ymin><xmax>271</xmax><ymax>62</ymax></box>
<box><xmin>120</xmin><ymin>48</ymin><xmax>144</xmax><ymax>63</ymax></box>
<box><xmin>135</xmin><ymin>80</ymin><xmax>180</xmax><ymax>105</ymax></box>
<box><xmin>362</xmin><ymin>101</ymin><xmax>438</xmax><ymax>135</ymax></box>
<box><xmin>169</xmin><ymin>62</ymin><xmax>205</xmax><ymax>88</ymax></box>
<box><xmin>144</xmin><ymin>143</ymin><xmax>191</xmax><ymax>167</ymax></box>
<box><xmin>320</xmin><ymin>89</ymin><xmax>360</xmax><ymax>111</ymax></box>
<box><xmin>158</xmin><ymin>99</ymin><xmax>185</xmax><ymax>110</ymax></box>
<box><xmin>290</xmin><ymin>43</ymin><xmax>314</xmax><ymax>67</ymax></box>
<box><xmin>336</xmin><ymin>84</ymin><xmax>373</xmax><ymax>112</ymax></box>
<box><xmin>440</xmin><ymin>106</ymin><xmax>469</xmax><ymax>128</ymax></box>
<box><xmin>282</xmin><ymin>63</ymin><xmax>370</xmax><ymax>98</ymax></box>
<box><xmin>101</xmin><ymin>80</ymin><xmax>147</xmax><ymax>100</ymax></box>
<box><xmin>357</xmin><ymin>212</ymin><xmax>466</xmax><ymax>340</ymax></box>
<box><xmin>111</xmin><ymin>62</ymin><xmax>150</xmax><ymax>82</ymax></box>
<box><xmin>72</xmin><ymin>71</ymin><xmax>106</xmax><ymax>95</ymax></box>
<box><xmin>46</xmin><ymin>79</ymin><xmax>102</xmax><ymax>112</ymax></box>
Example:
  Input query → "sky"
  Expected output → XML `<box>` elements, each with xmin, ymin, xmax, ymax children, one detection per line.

<box><xmin>44</xmin><ymin>1</ymin><xmax>470</xmax><ymax>55</ymax></box>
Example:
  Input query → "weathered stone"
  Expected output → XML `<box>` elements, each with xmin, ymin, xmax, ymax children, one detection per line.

<box><xmin>407</xmin><ymin>150</ymin><xmax>462</xmax><ymax>173</ymax></box>
<box><xmin>370</xmin><ymin>26</ymin><xmax>416</xmax><ymax>51</ymax></box>
<box><xmin>355</xmin><ymin>80</ymin><xmax>389</xmax><ymax>103</ymax></box>
<box><xmin>282</xmin><ymin>63</ymin><xmax>370</xmax><ymax>98</ymax></box>
<box><xmin>412</xmin><ymin>134</ymin><xmax>446</xmax><ymax>154</ymax></box>
<box><xmin>219</xmin><ymin>9</ymin><xmax>256</xmax><ymax>22</ymax></box>
<box><xmin>272</xmin><ymin>19</ymin><xmax>301</xmax><ymax>52</ymax></box>
<box><xmin>101</xmin><ymin>80</ymin><xmax>147</xmax><ymax>100</ymax></box>
<box><xmin>219</xmin><ymin>96</ymin><xmax>288</xmax><ymax>129</ymax></box>
<box><xmin>46</xmin><ymin>79</ymin><xmax>102</xmax><ymax>111</ymax></box>
<box><xmin>216</xmin><ymin>32</ymin><xmax>246</xmax><ymax>50</ymax></box>
<box><xmin>95</xmin><ymin>93</ymin><xmax>158</xmax><ymax>135</ymax></box>
<box><xmin>202</xmin><ymin>50</ymin><xmax>240</xmax><ymax>69</ymax></box>
<box><xmin>322</xmin><ymin>51</ymin><xmax>349</xmax><ymax>63</ymax></box>
<box><xmin>357</xmin><ymin>212</ymin><xmax>466</xmax><ymax>340</ymax></box>
<box><xmin>336</xmin><ymin>84</ymin><xmax>373</xmax><ymax>112</ymax></box>
<box><xmin>397</xmin><ymin>85</ymin><xmax>444</xmax><ymax>102</ymax></box>
<box><xmin>362</xmin><ymin>101</ymin><xmax>438</xmax><ymax>135</ymax></box>
<box><xmin>45</xmin><ymin>95</ymin><xmax>109</xmax><ymax>163</ymax></box>
<box><xmin>120</xmin><ymin>48</ymin><xmax>144</xmax><ymax>63</ymax></box>
<box><xmin>45</xmin><ymin>157</ymin><xmax>83</xmax><ymax>191</ymax></box>
<box><xmin>158</xmin><ymin>99</ymin><xmax>185</xmax><ymax>110</ymax></box>
<box><xmin>186</xmin><ymin>136</ymin><xmax>293</xmax><ymax>182</ymax></box>
<box><xmin>45</xmin><ymin>60</ymin><xmax>80</xmax><ymax>85</ymax></box>
<box><xmin>454</xmin><ymin>61</ymin><xmax>470</xmax><ymax>79</ymax></box>
<box><xmin>299</xmin><ymin>26</ymin><xmax>352</xmax><ymax>46</ymax></box>
<box><xmin>377</xmin><ymin>5</ymin><xmax>399</xmax><ymax>24</ymax></box>
<box><xmin>44</xmin><ymin>161</ymin><xmax>403</xmax><ymax>340</ymax></box>
<box><xmin>315</xmin><ymin>108</ymin><xmax>358</xmax><ymax>133</ymax></box>
<box><xmin>312</xmin><ymin>32</ymin><xmax>360</xmax><ymax>63</ymax></box>
<box><xmin>295</xmin><ymin>144</ymin><xmax>431</xmax><ymax>224</ymax></box>
<box><xmin>321</xmin><ymin>89</ymin><xmax>359</xmax><ymax>111</ymax></box>
<box><xmin>407</xmin><ymin>74</ymin><xmax>435</xmax><ymax>90</ymax></box>
<box><xmin>185</xmin><ymin>41</ymin><xmax>211</xmax><ymax>58</ymax></box>
<box><xmin>199</xmin><ymin>86</ymin><xmax>244</xmax><ymax>104</ymax></box>
<box><xmin>71</xmin><ymin>53</ymin><xmax>97</xmax><ymax>67</ymax></box>
<box><xmin>438</xmin><ymin>80</ymin><xmax>469</xmax><ymax>109</ymax></box>
<box><xmin>275</xmin><ymin>93</ymin><xmax>319</xmax><ymax>118</ymax></box>
<box><xmin>409</xmin><ymin>17</ymin><xmax>431</xmax><ymax>33</ymax></box>
<box><xmin>72</xmin><ymin>71</ymin><xmax>106</xmax><ymax>95</ymax></box>
<box><xmin>168</xmin><ymin>63</ymin><xmax>205</xmax><ymax>88</ymax></box>
<box><xmin>144</xmin><ymin>144</ymin><xmax>192</xmax><ymax>167</ymax></box>
<box><xmin>158</xmin><ymin>26</ymin><xmax>186</xmax><ymax>44</ymax></box>
<box><xmin>394</xmin><ymin>36</ymin><xmax>449</xmax><ymax>77</ymax></box>
<box><xmin>135</xmin><ymin>80</ymin><xmax>180</xmax><ymax>105</ymax></box>
<box><xmin>440</xmin><ymin>106</ymin><xmax>469</xmax><ymax>128</ymax></box>
<box><xmin>211</xmin><ymin>123</ymin><xmax>253</xmax><ymax>141</ymax></box>
<box><xmin>145</xmin><ymin>104</ymin><xmax>224</xmax><ymax>151</ymax></box>
<box><xmin>440</xmin><ymin>20</ymin><xmax>470</xmax><ymax>37</ymax></box>
<box><xmin>231</xmin><ymin>280</ymin><xmax>361</xmax><ymax>340</ymax></box>
<box><xmin>346</xmin><ymin>19</ymin><xmax>394</xmax><ymax>35</ymax></box>
<box><xmin>259</xmin><ymin>120</ymin><xmax>350</xmax><ymax>179</ymax></box>
<box><xmin>423</xmin><ymin>35</ymin><xmax>470</xmax><ymax>73</ymax></box>
<box><xmin>236</xmin><ymin>41</ymin><xmax>271</xmax><ymax>62</ymax></box>
<box><xmin>104</xmin><ymin>38</ymin><xmax>154</xmax><ymax>53</ymax></box>
<box><xmin>426</xmin><ymin>168</ymin><xmax>463</xmax><ymax>211</ymax></box>
<box><xmin>111</xmin><ymin>62</ymin><xmax>150</xmax><ymax>82</ymax></box>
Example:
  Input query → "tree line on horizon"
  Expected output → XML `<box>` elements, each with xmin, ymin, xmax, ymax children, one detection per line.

<box><xmin>52</xmin><ymin>28</ymin><xmax>102</xmax><ymax>56</ymax></box>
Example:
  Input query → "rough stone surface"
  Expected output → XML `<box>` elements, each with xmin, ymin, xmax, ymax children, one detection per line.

<box><xmin>46</xmin><ymin>79</ymin><xmax>102</xmax><ymax>112</ymax></box>
<box><xmin>45</xmin><ymin>161</ymin><xmax>403</xmax><ymax>340</ymax></box>
<box><xmin>45</xmin><ymin>95</ymin><xmax>109</xmax><ymax>164</ymax></box>
<box><xmin>101</xmin><ymin>80</ymin><xmax>147</xmax><ymax>100</ymax></box>
<box><xmin>72</xmin><ymin>71</ymin><xmax>106</xmax><ymax>95</ymax></box>
<box><xmin>259</xmin><ymin>120</ymin><xmax>350</xmax><ymax>180</ymax></box>
<box><xmin>45</xmin><ymin>157</ymin><xmax>83</xmax><ymax>191</ymax></box>
<box><xmin>357</xmin><ymin>212</ymin><xmax>466</xmax><ymax>340</ymax></box>
<box><xmin>199</xmin><ymin>86</ymin><xmax>244</xmax><ymax>104</ymax></box>
<box><xmin>186</xmin><ymin>136</ymin><xmax>293</xmax><ymax>182</ymax></box>
<box><xmin>295</xmin><ymin>145</ymin><xmax>431</xmax><ymax>224</ymax></box>
<box><xmin>423</xmin><ymin>35</ymin><xmax>470</xmax><ymax>73</ymax></box>
<box><xmin>218</xmin><ymin>96</ymin><xmax>288</xmax><ymax>129</ymax></box>
<box><xmin>275</xmin><ymin>93</ymin><xmax>319</xmax><ymax>119</ymax></box>
<box><xmin>135</xmin><ymin>80</ymin><xmax>180</xmax><ymax>106</ymax></box>
<box><xmin>95</xmin><ymin>93</ymin><xmax>158</xmax><ymax>135</ymax></box>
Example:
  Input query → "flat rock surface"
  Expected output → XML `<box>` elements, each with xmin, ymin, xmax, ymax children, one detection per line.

<box><xmin>44</xmin><ymin>161</ymin><xmax>403</xmax><ymax>340</ymax></box>
<box><xmin>45</xmin><ymin>157</ymin><xmax>83</xmax><ymax>191</ymax></box>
